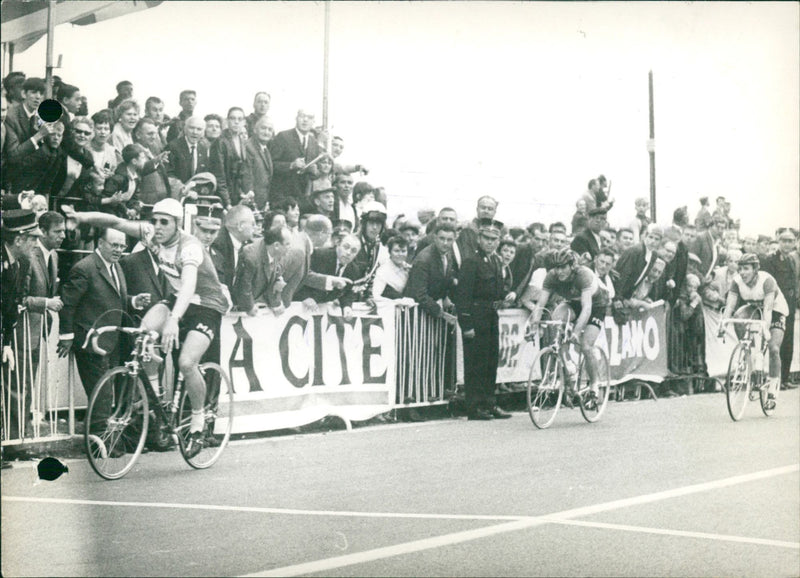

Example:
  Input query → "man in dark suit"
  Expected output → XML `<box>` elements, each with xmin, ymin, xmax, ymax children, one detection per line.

<box><xmin>245</xmin><ymin>92</ymin><xmax>271</xmax><ymax>139</ymax></box>
<box><xmin>232</xmin><ymin>226</ymin><xmax>293</xmax><ymax>316</ymax></box>
<box><xmin>6</xmin><ymin>120</ymin><xmax>67</xmax><ymax>197</ymax></box>
<box><xmin>120</xmin><ymin>247</ymin><xmax>169</xmax><ymax>322</ymax></box>
<box><xmin>133</xmin><ymin>118</ymin><xmax>178</xmax><ymax>204</ymax></box>
<box><xmin>165</xmin><ymin>89</ymin><xmax>196</xmax><ymax>144</ymax></box>
<box><xmin>612</xmin><ymin>223</ymin><xmax>663</xmax><ymax>304</ymax></box>
<box><xmin>571</xmin><ymin>207</ymin><xmax>606</xmax><ymax>264</ymax></box>
<box><xmin>165</xmin><ymin>116</ymin><xmax>209</xmax><ymax>186</ymax></box>
<box><xmin>268</xmin><ymin>109</ymin><xmax>320</xmax><ymax>206</ymax></box>
<box><xmin>1</xmin><ymin>209</ymin><xmax>41</xmax><ymax>438</ymax></box>
<box><xmin>211</xmin><ymin>204</ymin><xmax>256</xmax><ymax>287</ymax></box>
<box><xmin>294</xmin><ymin>233</ymin><xmax>363</xmax><ymax>312</ymax></box>
<box><xmin>209</xmin><ymin>107</ymin><xmax>247</xmax><ymax>208</ymax></box>
<box><xmin>57</xmin><ymin>228</ymin><xmax>150</xmax><ymax>432</ymax></box>
<box><xmin>3</xmin><ymin>77</ymin><xmax>49</xmax><ymax>161</ymax></box>
<box><xmin>690</xmin><ymin>215</ymin><xmax>726</xmax><ymax>281</ymax></box>
<box><xmin>405</xmin><ymin>222</ymin><xmax>459</xmax><ymax>321</ymax></box>
<box><xmin>241</xmin><ymin>116</ymin><xmax>274</xmax><ymax>212</ymax></box>
<box><xmin>762</xmin><ymin>228</ymin><xmax>799</xmax><ymax>389</ymax></box>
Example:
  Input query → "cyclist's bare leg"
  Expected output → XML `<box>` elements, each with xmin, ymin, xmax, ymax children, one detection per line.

<box><xmin>581</xmin><ymin>324</ymin><xmax>601</xmax><ymax>390</ymax></box>
<box><xmin>767</xmin><ymin>326</ymin><xmax>784</xmax><ymax>394</ymax></box>
<box><xmin>178</xmin><ymin>331</ymin><xmax>211</xmax><ymax>432</ymax></box>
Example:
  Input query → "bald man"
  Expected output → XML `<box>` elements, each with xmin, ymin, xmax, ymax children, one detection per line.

<box><xmin>166</xmin><ymin>115</ymin><xmax>209</xmax><ymax>184</ymax></box>
<box><xmin>268</xmin><ymin>108</ymin><xmax>321</xmax><ymax>207</ymax></box>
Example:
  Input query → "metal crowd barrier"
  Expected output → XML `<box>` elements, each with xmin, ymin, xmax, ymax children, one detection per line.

<box><xmin>1</xmin><ymin>310</ymin><xmax>77</xmax><ymax>445</ymax></box>
<box><xmin>394</xmin><ymin>304</ymin><xmax>456</xmax><ymax>406</ymax></box>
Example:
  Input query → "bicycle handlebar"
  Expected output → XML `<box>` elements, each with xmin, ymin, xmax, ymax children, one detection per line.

<box><xmin>83</xmin><ymin>326</ymin><xmax>162</xmax><ymax>359</ymax></box>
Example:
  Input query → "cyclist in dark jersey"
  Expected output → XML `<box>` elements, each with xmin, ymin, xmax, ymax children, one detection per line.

<box><xmin>530</xmin><ymin>248</ymin><xmax>609</xmax><ymax>396</ymax></box>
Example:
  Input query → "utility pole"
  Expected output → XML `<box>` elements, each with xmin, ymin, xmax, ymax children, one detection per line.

<box><xmin>322</xmin><ymin>1</ymin><xmax>331</xmax><ymax>146</ymax></box>
<box><xmin>648</xmin><ymin>70</ymin><xmax>656</xmax><ymax>222</ymax></box>
<box><xmin>45</xmin><ymin>0</ymin><xmax>56</xmax><ymax>98</ymax></box>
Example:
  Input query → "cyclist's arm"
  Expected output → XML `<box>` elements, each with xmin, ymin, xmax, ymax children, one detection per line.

<box><xmin>62</xmin><ymin>208</ymin><xmax>145</xmax><ymax>240</ymax></box>
<box><xmin>573</xmin><ymin>287</ymin><xmax>593</xmax><ymax>335</ymax></box>
<box><xmin>720</xmin><ymin>291</ymin><xmax>738</xmax><ymax>321</ymax></box>
<box><xmin>531</xmin><ymin>289</ymin><xmax>552</xmax><ymax>325</ymax></box>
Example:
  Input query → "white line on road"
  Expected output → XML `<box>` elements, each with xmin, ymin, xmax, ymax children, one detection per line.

<box><xmin>240</xmin><ymin>463</ymin><xmax>800</xmax><ymax>577</ymax></box>
<box><xmin>0</xmin><ymin>495</ymin><xmax>523</xmax><ymax>522</ymax></box>
<box><xmin>551</xmin><ymin>519</ymin><xmax>800</xmax><ymax>550</ymax></box>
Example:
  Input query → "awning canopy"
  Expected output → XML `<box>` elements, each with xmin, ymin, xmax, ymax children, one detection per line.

<box><xmin>1</xmin><ymin>1</ymin><xmax>163</xmax><ymax>53</ymax></box>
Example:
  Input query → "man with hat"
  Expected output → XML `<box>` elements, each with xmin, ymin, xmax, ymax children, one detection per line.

<box><xmin>353</xmin><ymin>201</ymin><xmax>389</xmax><ymax>299</ymax></box>
<box><xmin>399</xmin><ymin>220</ymin><xmax>421</xmax><ymax>263</ymax></box>
<box><xmin>2</xmin><ymin>209</ymin><xmax>41</xmax><ymax>438</ymax></box>
<box><xmin>454</xmin><ymin>218</ymin><xmax>512</xmax><ymax>420</ymax></box>
<box><xmin>309</xmin><ymin>187</ymin><xmax>335</xmax><ymax>220</ymax></box>
<box><xmin>571</xmin><ymin>206</ymin><xmax>607</xmax><ymax>264</ymax></box>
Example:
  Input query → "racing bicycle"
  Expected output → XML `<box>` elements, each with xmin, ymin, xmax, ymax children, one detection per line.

<box><xmin>83</xmin><ymin>325</ymin><xmax>234</xmax><ymax>480</ymax></box>
<box><xmin>525</xmin><ymin>319</ymin><xmax>611</xmax><ymax>429</ymax></box>
<box><xmin>720</xmin><ymin>317</ymin><xmax>776</xmax><ymax>421</ymax></box>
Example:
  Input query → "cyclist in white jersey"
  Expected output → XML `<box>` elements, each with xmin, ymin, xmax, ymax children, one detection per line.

<box><xmin>63</xmin><ymin>199</ymin><xmax>228</xmax><ymax>456</ymax></box>
<box><xmin>718</xmin><ymin>253</ymin><xmax>788</xmax><ymax>408</ymax></box>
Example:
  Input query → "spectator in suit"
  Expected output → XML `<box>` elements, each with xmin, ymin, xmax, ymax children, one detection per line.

<box><xmin>457</xmin><ymin>195</ymin><xmax>498</xmax><ymax>261</ymax></box>
<box><xmin>268</xmin><ymin>109</ymin><xmax>320</xmax><ymax>206</ymax></box>
<box><xmin>372</xmin><ymin>236</ymin><xmax>412</xmax><ymax>301</ymax></box>
<box><xmin>331</xmin><ymin>173</ymin><xmax>358</xmax><ymax>231</ymax></box>
<box><xmin>3</xmin><ymin>77</ymin><xmax>46</xmax><ymax>161</ymax></box>
<box><xmin>762</xmin><ymin>228</ymin><xmax>799</xmax><ymax>389</ymax></box>
<box><xmin>233</xmin><ymin>225</ymin><xmax>293</xmax><ymax>316</ymax></box>
<box><xmin>211</xmin><ymin>204</ymin><xmax>255</xmax><ymax>287</ymax></box>
<box><xmin>110</xmin><ymin>99</ymin><xmax>140</xmax><ymax>154</ymax></box>
<box><xmin>1</xmin><ymin>94</ymin><xmax>8</xmax><ymax>189</ymax></box>
<box><xmin>57</xmin><ymin>227</ymin><xmax>150</xmax><ymax>434</ymax></box>
<box><xmin>132</xmin><ymin>118</ymin><xmax>177</xmax><ymax>204</ymax></box>
<box><xmin>241</xmin><ymin>116</ymin><xmax>274</xmax><ymax>212</ymax></box>
<box><xmin>399</xmin><ymin>220</ymin><xmax>421</xmax><ymax>264</ymax></box>
<box><xmin>405</xmin><ymin>222</ymin><xmax>458</xmax><ymax>323</ymax></box>
<box><xmin>1</xmin><ymin>210</ymin><xmax>41</xmax><ymax>438</ymax></box>
<box><xmin>57</xmin><ymin>84</ymin><xmax>82</xmax><ymax>125</ymax></box>
<box><xmin>571</xmin><ymin>207</ymin><xmax>606</xmax><ymax>265</ymax></box>
<box><xmin>143</xmin><ymin>96</ymin><xmax>168</xmax><ymax>149</ymax></box>
<box><xmin>209</xmin><ymin>107</ymin><xmax>247</xmax><ymax>208</ymax></box>
<box><xmin>3</xmin><ymin>72</ymin><xmax>26</xmax><ymax>104</ymax></box>
<box><xmin>613</xmin><ymin>223</ymin><xmax>663</xmax><ymax>305</ymax></box>
<box><xmin>166</xmin><ymin>116</ymin><xmax>209</xmax><ymax>186</ymax></box>
<box><xmin>690</xmin><ymin>214</ymin><xmax>726</xmax><ymax>281</ymax></box>
<box><xmin>294</xmin><ymin>233</ymin><xmax>363</xmax><ymax>314</ymax></box>
<box><xmin>120</xmin><ymin>244</ymin><xmax>168</xmax><ymax>321</ymax></box>
<box><xmin>165</xmin><ymin>89</ymin><xmax>197</xmax><ymax>144</ymax></box>
<box><xmin>417</xmin><ymin>207</ymin><xmax>458</xmax><ymax>254</ymax></box>
<box><xmin>107</xmin><ymin>80</ymin><xmax>133</xmax><ymax>110</ymax></box>
<box><xmin>282</xmin><ymin>214</ymin><xmax>348</xmax><ymax>307</ymax></box>
<box><xmin>245</xmin><ymin>92</ymin><xmax>271</xmax><ymax>139</ymax></box>
<box><xmin>8</xmin><ymin>120</ymin><xmax>67</xmax><ymax>197</ymax></box>
<box><xmin>626</xmin><ymin>257</ymin><xmax>667</xmax><ymax>310</ymax></box>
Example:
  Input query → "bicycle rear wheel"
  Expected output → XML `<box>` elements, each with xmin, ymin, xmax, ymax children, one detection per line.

<box><xmin>578</xmin><ymin>347</ymin><xmax>611</xmax><ymax>423</ymax></box>
<box><xmin>725</xmin><ymin>343</ymin><xmax>751</xmax><ymax>422</ymax></box>
<box><xmin>85</xmin><ymin>367</ymin><xmax>148</xmax><ymax>480</ymax></box>
<box><xmin>527</xmin><ymin>349</ymin><xmax>564</xmax><ymax>429</ymax></box>
<box><xmin>177</xmin><ymin>362</ymin><xmax>234</xmax><ymax>469</ymax></box>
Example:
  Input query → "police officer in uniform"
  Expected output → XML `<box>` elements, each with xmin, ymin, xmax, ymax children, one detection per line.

<box><xmin>455</xmin><ymin>218</ymin><xmax>512</xmax><ymax>420</ymax></box>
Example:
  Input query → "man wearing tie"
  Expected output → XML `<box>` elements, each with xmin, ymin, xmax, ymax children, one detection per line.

<box><xmin>612</xmin><ymin>223</ymin><xmax>663</xmax><ymax>308</ymax></box>
<box><xmin>241</xmin><ymin>116</ymin><xmax>275</xmax><ymax>212</ymax></box>
<box><xmin>57</xmin><ymin>228</ymin><xmax>150</xmax><ymax>433</ymax></box>
<box><xmin>232</xmin><ymin>225</ymin><xmax>293</xmax><ymax>316</ymax></box>
<box><xmin>268</xmin><ymin>109</ymin><xmax>320</xmax><ymax>207</ymax></box>
<box><xmin>166</xmin><ymin>116</ymin><xmax>209</xmax><ymax>186</ymax></box>
<box><xmin>209</xmin><ymin>107</ymin><xmax>248</xmax><ymax>208</ymax></box>
<box><xmin>405</xmin><ymin>222</ymin><xmax>459</xmax><ymax>323</ymax></box>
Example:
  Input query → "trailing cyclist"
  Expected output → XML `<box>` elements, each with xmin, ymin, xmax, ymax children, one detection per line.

<box><xmin>529</xmin><ymin>248</ymin><xmax>609</xmax><ymax>399</ymax></box>
<box><xmin>718</xmin><ymin>253</ymin><xmax>788</xmax><ymax>410</ymax></box>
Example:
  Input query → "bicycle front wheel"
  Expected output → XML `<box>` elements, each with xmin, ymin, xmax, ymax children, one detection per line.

<box><xmin>578</xmin><ymin>347</ymin><xmax>611</xmax><ymax>423</ymax></box>
<box><xmin>85</xmin><ymin>367</ymin><xmax>149</xmax><ymax>480</ymax></box>
<box><xmin>725</xmin><ymin>343</ymin><xmax>751</xmax><ymax>421</ymax></box>
<box><xmin>177</xmin><ymin>362</ymin><xmax>234</xmax><ymax>469</ymax></box>
<box><xmin>527</xmin><ymin>348</ymin><xmax>564</xmax><ymax>429</ymax></box>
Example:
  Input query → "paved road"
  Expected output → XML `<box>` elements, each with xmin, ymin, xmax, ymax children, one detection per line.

<box><xmin>2</xmin><ymin>390</ymin><xmax>799</xmax><ymax>577</ymax></box>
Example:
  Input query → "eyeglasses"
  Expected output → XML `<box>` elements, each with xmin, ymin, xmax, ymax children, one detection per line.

<box><xmin>73</xmin><ymin>129</ymin><xmax>92</xmax><ymax>136</ymax></box>
<box><xmin>150</xmin><ymin>218</ymin><xmax>172</xmax><ymax>226</ymax></box>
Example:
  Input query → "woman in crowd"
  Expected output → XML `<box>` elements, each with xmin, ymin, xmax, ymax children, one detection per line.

<box><xmin>203</xmin><ymin>113</ymin><xmax>223</xmax><ymax>148</ymax></box>
<box><xmin>110</xmin><ymin>99</ymin><xmax>140</xmax><ymax>153</ymax></box>
<box><xmin>372</xmin><ymin>236</ymin><xmax>411</xmax><ymax>300</ymax></box>
<box><xmin>352</xmin><ymin>181</ymin><xmax>375</xmax><ymax>223</ymax></box>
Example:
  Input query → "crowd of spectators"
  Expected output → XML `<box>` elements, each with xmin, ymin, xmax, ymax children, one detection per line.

<box><xmin>1</xmin><ymin>71</ymin><xmax>799</xmax><ymax>439</ymax></box>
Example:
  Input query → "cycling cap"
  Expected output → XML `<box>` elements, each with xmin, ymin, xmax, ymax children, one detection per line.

<box><xmin>152</xmin><ymin>198</ymin><xmax>183</xmax><ymax>220</ymax></box>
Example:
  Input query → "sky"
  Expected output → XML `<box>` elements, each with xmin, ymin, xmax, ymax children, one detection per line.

<box><xmin>8</xmin><ymin>1</ymin><xmax>799</xmax><ymax>235</ymax></box>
